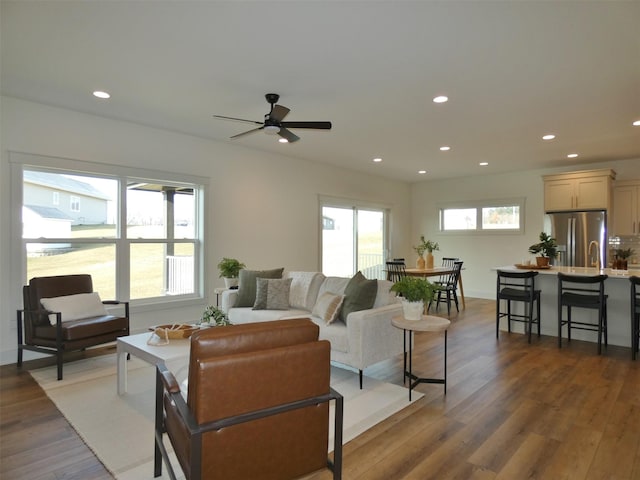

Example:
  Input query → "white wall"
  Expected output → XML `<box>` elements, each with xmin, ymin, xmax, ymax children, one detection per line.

<box><xmin>0</xmin><ymin>96</ymin><xmax>412</xmax><ymax>364</ymax></box>
<box><xmin>411</xmin><ymin>158</ymin><xmax>640</xmax><ymax>299</ymax></box>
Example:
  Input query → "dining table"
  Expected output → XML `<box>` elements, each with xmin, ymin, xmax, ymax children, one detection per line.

<box><xmin>404</xmin><ymin>266</ymin><xmax>466</xmax><ymax>309</ymax></box>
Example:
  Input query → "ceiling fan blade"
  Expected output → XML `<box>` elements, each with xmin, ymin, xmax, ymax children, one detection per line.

<box><xmin>280</xmin><ymin>121</ymin><xmax>332</xmax><ymax>130</ymax></box>
<box><xmin>270</xmin><ymin>105</ymin><xmax>290</xmax><ymax>122</ymax></box>
<box><xmin>213</xmin><ymin>114</ymin><xmax>263</xmax><ymax>125</ymax></box>
<box><xmin>278</xmin><ymin>128</ymin><xmax>300</xmax><ymax>143</ymax></box>
<box><xmin>230</xmin><ymin>126</ymin><xmax>264</xmax><ymax>139</ymax></box>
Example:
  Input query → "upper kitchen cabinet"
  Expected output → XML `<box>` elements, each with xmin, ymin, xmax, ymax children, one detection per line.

<box><xmin>543</xmin><ymin>169</ymin><xmax>616</xmax><ymax>212</ymax></box>
<box><xmin>611</xmin><ymin>180</ymin><xmax>640</xmax><ymax>236</ymax></box>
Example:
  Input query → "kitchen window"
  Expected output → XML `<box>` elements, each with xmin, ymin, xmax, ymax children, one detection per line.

<box><xmin>439</xmin><ymin>198</ymin><xmax>525</xmax><ymax>233</ymax></box>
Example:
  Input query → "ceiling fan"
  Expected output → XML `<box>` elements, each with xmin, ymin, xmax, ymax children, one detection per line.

<box><xmin>212</xmin><ymin>93</ymin><xmax>332</xmax><ymax>143</ymax></box>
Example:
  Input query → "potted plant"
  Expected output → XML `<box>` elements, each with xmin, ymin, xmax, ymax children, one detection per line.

<box><xmin>200</xmin><ymin>305</ymin><xmax>231</xmax><ymax>326</ymax></box>
<box><xmin>390</xmin><ymin>276</ymin><xmax>436</xmax><ymax>320</ymax></box>
<box><xmin>413</xmin><ymin>235</ymin><xmax>440</xmax><ymax>269</ymax></box>
<box><xmin>217</xmin><ymin>257</ymin><xmax>246</xmax><ymax>288</ymax></box>
<box><xmin>613</xmin><ymin>248</ymin><xmax>634</xmax><ymax>270</ymax></box>
<box><xmin>528</xmin><ymin>232</ymin><xmax>558</xmax><ymax>267</ymax></box>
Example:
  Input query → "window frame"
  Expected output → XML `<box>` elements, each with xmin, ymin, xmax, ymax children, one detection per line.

<box><xmin>10</xmin><ymin>152</ymin><xmax>207</xmax><ymax>308</ymax></box>
<box><xmin>438</xmin><ymin>197</ymin><xmax>526</xmax><ymax>234</ymax></box>
<box><xmin>318</xmin><ymin>195</ymin><xmax>390</xmax><ymax>279</ymax></box>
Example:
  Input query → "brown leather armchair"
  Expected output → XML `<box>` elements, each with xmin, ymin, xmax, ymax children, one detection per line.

<box><xmin>17</xmin><ymin>274</ymin><xmax>130</xmax><ymax>380</ymax></box>
<box><xmin>154</xmin><ymin>318</ymin><xmax>343</xmax><ymax>480</ymax></box>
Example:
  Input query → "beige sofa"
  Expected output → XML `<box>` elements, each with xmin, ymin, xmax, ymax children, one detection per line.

<box><xmin>221</xmin><ymin>271</ymin><xmax>403</xmax><ymax>388</ymax></box>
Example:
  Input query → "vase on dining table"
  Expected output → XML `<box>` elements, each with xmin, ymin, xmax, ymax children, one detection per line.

<box><xmin>416</xmin><ymin>255</ymin><xmax>426</xmax><ymax>269</ymax></box>
<box><xmin>426</xmin><ymin>252</ymin><xmax>434</xmax><ymax>269</ymax></box>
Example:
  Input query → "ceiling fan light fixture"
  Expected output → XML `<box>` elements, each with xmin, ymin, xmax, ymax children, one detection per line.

<box><xmin>264</xmin><ymin>125</ymin><xmax>280</xmax><ymax>135</ymax></box>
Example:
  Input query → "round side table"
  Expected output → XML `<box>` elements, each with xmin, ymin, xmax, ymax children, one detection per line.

<box><xmin>392</xmin><ymin>315</ymin><xmax>451</xmax><ymax>400</ymax></box>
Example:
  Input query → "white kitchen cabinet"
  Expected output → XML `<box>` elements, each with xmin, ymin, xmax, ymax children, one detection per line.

<box><xmin>543</xmin><ymin>169</ymin><xmax>615</xmax><ymax>212</ymax></box>
<box><xmin>612</xmin><ymin>180</ymin><xmax>640</xmax><ymax>236</ymax></box>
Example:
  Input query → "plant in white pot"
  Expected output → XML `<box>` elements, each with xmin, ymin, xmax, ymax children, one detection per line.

<box><xmin>200</xmin><ymin>305</ymin><xmax>231</xmax><ymax>326</ymax></box>
<box><xmin>390</xmin><ymin>276</ymin><xmax>436</xmax><ymax>320</ymax></box>
<box><xmin>217</xmin><ymin>257</ymin><xmax>246</xmax><ymax>288</ymax></box>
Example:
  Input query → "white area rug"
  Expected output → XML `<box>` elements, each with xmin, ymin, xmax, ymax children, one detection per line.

<box><xmin>31</xmin><ymin>355</ymin><xmax>421</xmax><ymax>479</ymax></box>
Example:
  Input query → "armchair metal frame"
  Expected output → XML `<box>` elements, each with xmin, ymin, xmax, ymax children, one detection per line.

<box><xmin>17</xmin><ymin>274</ymin><xmax>129</xmax><ymax>380</ymax></box>
<box><xmin>154</xmin><ymin>364</ymin><xmax>344</xmax><ymax>480</ymax></box>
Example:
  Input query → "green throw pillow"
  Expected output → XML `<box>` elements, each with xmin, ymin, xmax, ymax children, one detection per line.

<box><xmin>235</xmin><ymin>268</ymin><xmax>284</xmax><ymax>307</ymax></box>
<box><xmin>339</xmin><ymin>271</ymin><xmax>378</xmax><ymax>324</ymax></box>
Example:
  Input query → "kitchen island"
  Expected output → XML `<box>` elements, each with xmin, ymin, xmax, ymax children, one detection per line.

<box><xmin>495</xmin><ymin>265</ymin><xmax>639</xmax><ymax>349</ymax></box>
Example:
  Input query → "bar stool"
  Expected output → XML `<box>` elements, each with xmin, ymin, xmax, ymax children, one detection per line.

<box><xmin>496</xmin><ymin>270</ymin><xmax>541</xmax><ymax>343</ymax></box>
<box><xmin>557</xmin><ymin>273</ymin><xmax>608</xmax><ymax>354</ymax></box>
<box><xmin>631</xmin><ymin>276</ymin><xmax>640</xmax><ymax>360</ymax></box>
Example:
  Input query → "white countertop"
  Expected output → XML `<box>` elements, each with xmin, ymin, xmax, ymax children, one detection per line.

<box><xmin>496</xmin><ymin>265</ymin><xmax>640</xmax><ymax>279</ymax></box>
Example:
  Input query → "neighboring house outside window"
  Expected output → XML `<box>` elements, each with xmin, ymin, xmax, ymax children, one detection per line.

<box><xmin>70</xmin><ymin>195</ymin><xmax>80</xmax><ymax>212</ymax></box>
<box><xmin>14</xmin><ymin>157</ymin><xmax>206</xmax><ymax>304</ymax></box>
<box><xmin>52</xmin><ymin>191</ymin><xmax>59</xmax><ymax>205</ymax></box>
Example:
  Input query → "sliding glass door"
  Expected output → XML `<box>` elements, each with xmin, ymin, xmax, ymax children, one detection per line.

<box><xmin>321</xmin><ymin>204</ymin><xmax>386</xmax><ymax>279</ymax></box>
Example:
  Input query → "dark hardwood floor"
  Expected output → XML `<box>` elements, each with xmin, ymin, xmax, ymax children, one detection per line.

<box><xmin>1</xmin><ymin>298</ymin><xmax>639</xmax><ymax>479</ymax></box>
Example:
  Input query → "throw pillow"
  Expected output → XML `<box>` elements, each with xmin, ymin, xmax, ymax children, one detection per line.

<box><xmin>312</xmin><ymin>292</ymin><xmax>345</xmax><ymax>325</ymax></box>
<box><xmin>253</xmin><ymin>277</ymin><xmax>292</xmax><ymax>310</ymax></box>
<box><xmin>40</xmin><ymin>292</ymin><xmax>108</xmax><ymax>325</ymax></box>
<box><xmin>339</xmin><ymin>271</ymin><xmax>378</xmax><ymax>324</ymax></box>
<box><xmin>235</xmin><ymin>268</ymin><xmax>285</xmax><ymax>307</ymax></box>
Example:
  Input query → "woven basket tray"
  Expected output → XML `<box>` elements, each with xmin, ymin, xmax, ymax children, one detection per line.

<box><xmin>152</xmin><ymin>324</ymin><xmax>199</xmax><ymax>339</ymax></box>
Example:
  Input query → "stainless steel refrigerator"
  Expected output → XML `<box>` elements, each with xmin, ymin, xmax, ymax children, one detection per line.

<box><xmin>543</xmin><ymin>211</ymin><xmax>607</xmax><ymax>268</ymax></box>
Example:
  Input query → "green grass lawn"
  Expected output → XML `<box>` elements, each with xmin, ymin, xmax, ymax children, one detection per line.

<box><xmin>27</xmin><ymin>226</ymin><xmax>193</xmax><ymax>299</ymax></box>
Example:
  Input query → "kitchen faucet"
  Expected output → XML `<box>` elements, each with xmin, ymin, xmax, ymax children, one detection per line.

<box><xmin>588</xmin><ymin>240</ymin><xmax>601</xmax><ymax>270</ymax></box>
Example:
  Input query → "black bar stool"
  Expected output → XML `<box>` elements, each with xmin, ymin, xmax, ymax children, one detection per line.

<box><xmin>496</xmin><ymin>270</ymin><xmax>541</xmax><ymax>343</ymax></box>
<box><xmin>557</xmin><ymin>273</ymin><xmax>608</xmax><ymax>354</ymax></box>
<box><xmin>631</xmin><ymin>276</ymin><xmax>640</xmax><ymax>360</ymax></box>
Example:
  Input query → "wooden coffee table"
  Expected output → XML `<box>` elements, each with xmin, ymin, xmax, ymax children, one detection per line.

<box><xmin>116</xmin><ymin>331</ymin><xmax>191</xmax><ymax>395</ymax></box>
<box><xmin>392</xmin><ymin>315</ymin><xmax>451</xmax><ymax>400</ymax></box>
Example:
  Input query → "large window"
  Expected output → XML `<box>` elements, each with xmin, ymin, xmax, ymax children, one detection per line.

<box><xmin>439</xmin><ymin>199</ymin><xmax>524</xmax><ymax>233</ymax></box>
<box><xmin>320</xmin><ymin>198</ymin><xmax>388</xmax><ymax>279</ymax></box>
<box><xmin>17</xmin><ymin>159</ymin><xmax>205</xmax><ymax>304</ymax></box>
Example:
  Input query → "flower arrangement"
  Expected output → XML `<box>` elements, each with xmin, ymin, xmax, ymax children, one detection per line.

<box><xmin>413</xmin><ymin>235</ymin><xmax>440</xmax><ymax>256</ymax></box>
<box><xmin>200</xmin><ymin>305</ymin><xmax>231</xmax><ymax>326</ymax></box>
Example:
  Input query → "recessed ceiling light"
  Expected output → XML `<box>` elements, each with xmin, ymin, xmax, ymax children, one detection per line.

<box><xmin>633</xmin><ymin>120</ymin><xmax>640</xmax><ymax>126</ymax></box>
<box><xmin>567</xmin><ymin>153</ymin><xmax>579</xmax><ymax>158</ymax></box>
<box><xmin>93</xmin><ymin>90</ymin><xmax>110</xmax><ymax>99</ymax></box>
<box><xmin>418</xmin><ymin>170</ymin><xmax>427</xmax><ymax>174</ymax></box>
<box><xmin>439</xmin><ymin>146</ymin><xmax>451</xmax><ymax>151</ymax></box>
<box><xmin>542</xmin><ymin>134</ymin><xmax>556</xmax><ymax>140</ymax></box>
<box><xmin>433</xmin><ymin>95</ymin><xmax>448</xmax><ymax>104</ymax></box>
<box><xmin>479</xmin><ymin>162</ymin><xmax>489</xmax><ymax>166</ymax></box>
<box><xmin>278</xmin><ymin>138</ymin><xmax>288</xmax><ymax>143</ymax></box>
<box><xmin>373</xmin><ymin>157</ymin><xmax>382</xmax><ymax>163</ymax></box>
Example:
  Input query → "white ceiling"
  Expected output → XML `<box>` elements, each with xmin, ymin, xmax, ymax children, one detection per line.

<box><xmin>2</xmin><ymin>1</ymin><xmax>639</xmax><ymax>183</ymax></box>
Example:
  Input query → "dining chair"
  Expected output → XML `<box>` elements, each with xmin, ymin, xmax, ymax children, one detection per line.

<box><xmin>386</xmin><ymin>260</ymin><xmax>406</xmax><ymax>283</ymax></box>
<box><xmin>432</xmin><ymin>261</ymin><xmax>463</xmax><ymax>316</ymax></box>
<box><xmin>435</xmin><ymin>257</ymin><xmax>459</xmax><ymax>286</ymax></box>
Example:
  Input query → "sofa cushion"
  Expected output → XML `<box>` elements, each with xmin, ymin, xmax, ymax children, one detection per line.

<box><xmin>340</xmin><ymin>271</ymin><xmax>377</xmax><ymax>324</ymax></box>
<box><xmin>40</xmin><ymin>292</ymin><xmax>108</xmax><ymax>325</ymax></box>
<box><xmin>235</xmin><ymin>268</ymin><xmax>284</xmax><ymax>307</ymax></box>
<box><xmin>287</xmin><ymin>272</ymin><xmax>325</xmax><ymax>311</ymax></box>
<box><xmin>228</xmin><ymin>307</ymin><xmax>310</xmax><ymax>325</ymax></box>
<box><xmin>373</xmin><ymin>279</ymin><xmax>396</xmax><ymax>308</ymax></box>
<box><xmin>312</xmin><ymin>292</ymin><xmax>345</xmax><ymax>325</ymax></box>
<box><xmin>253</xmin><ymin>277</ymin><xmax>292</xmax><ymax>310</ymax></box>
<box><xmin>317</xmin><ymin>277</ymin><xmax>350</xmax><ymax>299</ymax></box>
